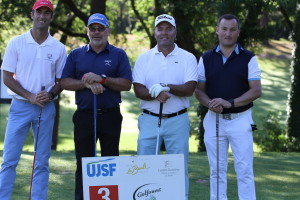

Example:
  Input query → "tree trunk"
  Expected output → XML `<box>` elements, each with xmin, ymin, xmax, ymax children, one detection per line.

<box><xmin>91</xmin><ymin>0</ymin><xmax>106</xmax><ymax>14</ymax></box>
<box><xmin>51</xmin><ymin>99</ymin><xmax>60</xmax><ymax>150</ymax></box>
<box><xmin>197</xmin><ymin>105</ymin><xmax>208</xmax><ymax>152</ymax></box>
<box><xmin>287</xmin><ymin>3</ymin><xmax>300</xmax><ymax>151</ymax></box>
<box><xmin>50</xmin><ymin>8</ymin><xmax>76</xmax><ymax>150</ymax></box>
<box><xmin>172</xmin><ymin>0</ymin><xmax>197</xmax><ymax>55</ymax></box>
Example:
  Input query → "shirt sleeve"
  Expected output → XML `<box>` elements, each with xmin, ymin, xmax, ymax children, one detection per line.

<box><xmin>116</xmin><ymin>49</ymin><xmax>132</xmax><ymax>81</ymax></box>
<box><xmin>55</xmin><ymin>45</ymin><xmax>67</xmax><ymax>79</ymax></box>
<box><xmin>184</xmin><ymin>53</ymin><xmax>198</xmax><ymax>83</ymax></box>
<box><xmin>61</xmin><ymin>50</ymin><xmax>76</xmax><ymax>79</ymax></box>
<box><xmin>248</xmin><ymin>56</ymin><xmax>261</xmax><ymax>80</ymax></box>
<box><xmin>1</xmin><ymin>38</ymin><xmax>17</xmax><ymax>73</ymax></box>
<box><xmin>132</xmin><ymin>54</ymin><xmax>145</xmax><ymax>85</ymax></box>
<box><xmin>197</xmin><ymin>57</ymin><xmax>206</xmax><ymax>82</ymax></box>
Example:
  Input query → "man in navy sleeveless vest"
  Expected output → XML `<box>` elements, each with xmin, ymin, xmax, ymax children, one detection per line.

<box><xmin>195</xmin><ymin>14</ymin><xmax>261</xmax><ymax>200</ymax></box>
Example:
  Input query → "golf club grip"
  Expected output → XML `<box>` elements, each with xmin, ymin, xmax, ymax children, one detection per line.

<box><xmin>158</xmin><ymin>103</ymin><xmax>163</xmax><ymax>127</ymax></box>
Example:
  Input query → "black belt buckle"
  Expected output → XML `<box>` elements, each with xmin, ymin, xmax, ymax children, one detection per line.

<box><xmin>223</xmin><ymin>113</ymin><xmax>231</xmax><ymax>120</ymax></box>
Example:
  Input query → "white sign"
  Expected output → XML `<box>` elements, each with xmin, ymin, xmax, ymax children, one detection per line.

<box><xmin>82</xmin><ymin>154</ymin><xmax>185</xmax><ymax>200</ymax></box>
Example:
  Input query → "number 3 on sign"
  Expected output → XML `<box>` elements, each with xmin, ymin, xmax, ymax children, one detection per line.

<box><xmin>99</xmin><ymin>188</ymin><xmax>110</xmax><ymax>200</ymax></box>
<box><xmin>89</xmin><ymin>185</ymin><xmax>119</xmax><ymax>200</ymax></box>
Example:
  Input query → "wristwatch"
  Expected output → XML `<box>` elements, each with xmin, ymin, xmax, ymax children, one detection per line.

<box><xmin>100</xmin><ymin>74</ymin><xmax>107</xmax><ymax>84</ymax></box>
<box><xmin>228</xmin><ymin>99</ymin><xmax>235</xmax><ymax>108</ymax></box>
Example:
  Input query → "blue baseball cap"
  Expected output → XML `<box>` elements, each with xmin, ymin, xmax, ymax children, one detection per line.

<box><xmin>87</xmin><ymin>13</ymin><xmax>109</xmax><ymax>27</ymax></box>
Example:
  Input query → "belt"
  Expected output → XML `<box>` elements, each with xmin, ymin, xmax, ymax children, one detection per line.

<box><xmin>216</xmin><ymin>110</ymin><xmax>249</xmax><ymax>120</ymax></box>
<box><xmin>79</xmin><ymin>105</ymin><xmax>119</xmax><ymax>114</ymax></box>
<box><xmin>13</xmin><ymin>97</ymin><xmax>31</xmax><ymax>103</ymax></box>
<box><xmin>220</xmin><ymin>113</ymin><xmax>239</xmax><ymax>120</ymax></box>
<box><xmin>13</xmin><ymin>97</ymin><xmax>54</xmax><ymax>104</ymax></box>
<box><xmin>143</xmin><ymin>108</ymin><xmax>187</xmax><ymax>119</ymax></box>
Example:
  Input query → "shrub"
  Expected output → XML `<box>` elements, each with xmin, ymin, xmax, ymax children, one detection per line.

<box><xmin>254</xmin><ymin>111</ymin><xmax>289</xmax><ymax>152</ymax></box>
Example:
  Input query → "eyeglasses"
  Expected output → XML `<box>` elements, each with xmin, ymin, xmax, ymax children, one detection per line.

<box><xmin>89</xmin><ymin>26</ymin><xmax>107</xmax><ymax>33</ymax></box>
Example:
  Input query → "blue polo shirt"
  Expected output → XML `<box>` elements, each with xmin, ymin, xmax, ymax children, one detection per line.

<box><xmin>61</xmin><ymin>43</ymin><xmax>132</xmax><ymax>109</ymax></box>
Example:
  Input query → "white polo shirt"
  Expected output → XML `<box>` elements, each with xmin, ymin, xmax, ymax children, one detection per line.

<box><xmin>133</xmin><ymin>44</ymin><xmax>198</xmax><ymax>114</ymax></box>
<box><xmin>1</xmin><ymin>30</ymin><xmax>67</xmax><ymax>100</ymax></box>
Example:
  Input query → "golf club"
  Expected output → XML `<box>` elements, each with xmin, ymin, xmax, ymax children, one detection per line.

<box><xmin>216</xmin><ymin>112</ymin><xmax>220</xmax><ymax>200</ymax></box>
<box><xmin>28</xmin><ymin>86</ymin><xmax>45</xmax><ymax>200</ymax></box>
<box><xmin>93</xmin><ymin>94</ymin><xmax>97</xmax><ymax>157</ymax></box>
<box><xmin>155</xmin><ymin>102</ymin><xmax>163</xmax><ymax>155</ymax></box>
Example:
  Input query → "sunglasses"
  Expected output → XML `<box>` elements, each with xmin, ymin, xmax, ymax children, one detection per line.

<box><xmin>89</xmin><ymin>26</ymin><xmax>107</xmax><ymax>33</ymax></box>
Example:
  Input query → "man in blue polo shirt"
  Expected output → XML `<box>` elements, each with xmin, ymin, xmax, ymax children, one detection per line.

<box><xmin>195</xmin><ymin>14</ymin><xmax>261</xmax><ymax>200</ymax></box>
<box><xmin>60</xmin><ymin>13</ymin><xmax>132</xmax><ymax>200</ymax></box>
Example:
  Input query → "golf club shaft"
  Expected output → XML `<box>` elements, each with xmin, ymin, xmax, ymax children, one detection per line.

<box><xmin>28</xmin><ymin>86</ymin><xmax>45</xmax><ymax>200</ymax></box>
<box><xmin>155</xmin><ymin>103</ymin><xmax>163</xmax><ymax>155</ymax></box>
<box><xmin>216</xmin><ymin>113</ymin><xmax>220</xmax><ymax>200</ymax></box>
<box><xmin>94</xmin><ymin>94</ymin><xmax>97</xmax><ymax>157</ymax></box>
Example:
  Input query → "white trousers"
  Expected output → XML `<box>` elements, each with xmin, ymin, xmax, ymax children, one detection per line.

<box><xmin>204</xmin><ymin>109</ymin><xmax>256</xmax><ymax>200</ymax></box>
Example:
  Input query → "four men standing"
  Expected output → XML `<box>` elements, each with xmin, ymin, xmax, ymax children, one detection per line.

<box><xmin>0</xmin><ymin>0</ymin><xmax>261</xmax><ymax>198</ymax></box>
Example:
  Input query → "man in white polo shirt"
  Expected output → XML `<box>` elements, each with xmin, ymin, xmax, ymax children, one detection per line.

<box><xmin>0</xmin><ymin>0</ymin><xmax>66</xmax><ymax>199</ymax></box>
<box><xmin>132</xmin><ymin>14</ymin><xmax>198</xmax><ymax>199</ymax></box>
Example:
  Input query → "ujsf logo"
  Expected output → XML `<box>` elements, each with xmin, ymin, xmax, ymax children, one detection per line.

<box><xmin>86</xmin><ymin>158</ymin><xmax>116</xmax><ymax>177</ymax></box>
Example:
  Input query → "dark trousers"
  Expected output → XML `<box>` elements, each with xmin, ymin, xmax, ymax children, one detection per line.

<box><xmin>72</xmin><ymin>107</ymin><xmax>122</xmax><ymax>200</ymax></box>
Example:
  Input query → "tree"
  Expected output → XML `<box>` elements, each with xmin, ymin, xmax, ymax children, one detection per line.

<box><xmin>287</xmin><ymin>2</ymin><xmax>300</xmax><ymax>151</ymax></box>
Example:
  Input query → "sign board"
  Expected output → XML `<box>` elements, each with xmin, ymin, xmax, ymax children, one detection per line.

<box><xmin>82</xmin><ymin>154</ymin><xmax>185</xmax><ymax>200</ymax></box>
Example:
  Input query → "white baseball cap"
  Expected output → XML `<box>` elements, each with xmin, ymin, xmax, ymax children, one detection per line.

<box><xmin>154</xmin><ymin>14</ymin><xmax>176</xmax><ymax>27</ymax></box>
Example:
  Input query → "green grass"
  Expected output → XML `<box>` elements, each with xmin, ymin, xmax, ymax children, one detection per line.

<box><xmin>0</xmin><ymin>151</ymin><xmax>299</xmax><ymax>199</ymax></box>
<box><xmin>1</xmin><ymin>40</ymin><xmax>299</xmax><ymax>199</ymax></box>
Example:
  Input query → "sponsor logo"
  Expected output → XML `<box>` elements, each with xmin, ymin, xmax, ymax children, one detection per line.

<box><xmin>86</xmin><ymin>158</ymin><xmax>116</xmax><ymax>177</ymax></box>
<box><xmin>47</xmin><ymin>53</ymin><xmax>52</xmax><ymax>59</ymax></box>
<box><xmin>89</xmin><ymin>185</ymin><xmax>119</xmax><ymax>200</ymax></box>
<box><xmin>90</xmin><ymin>15</ymin><xmax>105</xmax><ymax>21</ymax></box>
<box><xmin>105</xmin><ymin>60</ymin><xmax>112</xmax><ymax>66</ymax></box>
<box><xmin>133</xmin><ymin>183</ymin><xmax>162</xmax><ymax>200</ymax></box>
<box><xmin>157</xmin><ymin>160</ymin><xmax>180</xmax><ymax>177</ymax></box>
<box><xmin>126</xmin><ymin>162</ymin><xmax>149</xmax><ymax>175</ymax></box>
<box><xmin>156</xmin><ymin>15</ymin><xmax>173</xmax><ymax>21</ymax></box>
